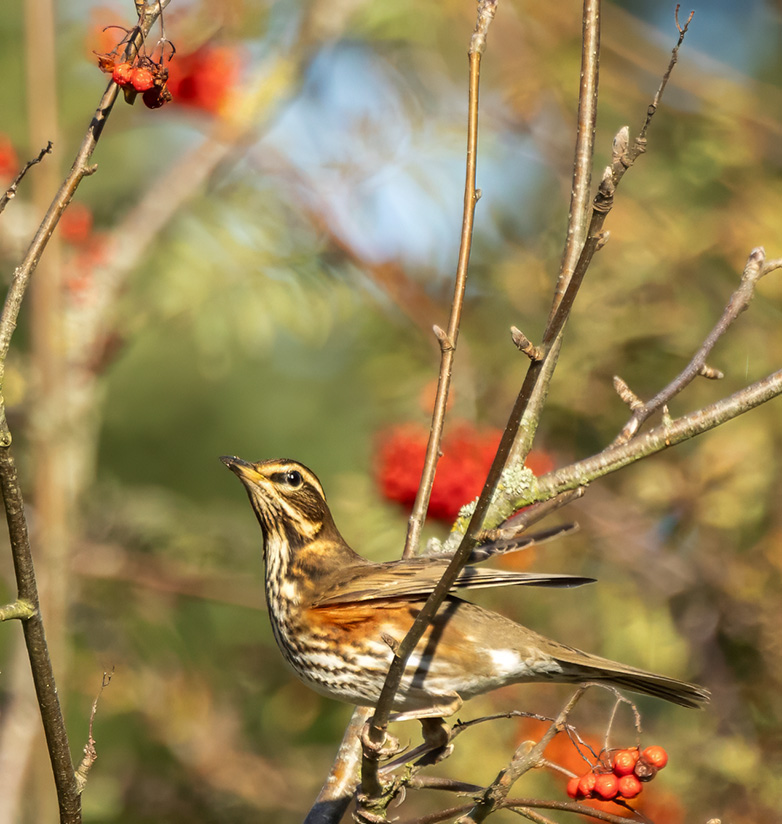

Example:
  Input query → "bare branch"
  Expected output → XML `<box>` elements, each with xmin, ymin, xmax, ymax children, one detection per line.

<box><xmin>539</xmin><ymin>367</ymin><xmax>782</xmax><ymax>500</ymax></box>
<box><xmin>0</xmin><ymin>142</ymin><xmax>53</xmax><ymax>216</ymax></box>
<box><xmin>398</xmin><ymin>1</ymin><xmax>489</xmax><ymax>563</ymax></box>
<box><xmin>614</xmin><ymin>246</ymin><xmax>772</xmax><ymax>445</ymax></box>
<box><xmin>303</xmin><ymin>707</ymin><xmax>370</xmax><ymax>824</ymax></box>
<box><xmin>0</xmin><ymin>447</ymin><xmax>80</xmax><ymax>822</ymax></box>
<box><xmin>360</xmin><ymin>2</ymin><xmax>496</xmax><ymax>803</ymax></box>
<box><xmin>457</xmin><ymin>688</ymin><xmax>586</xmax><ymax>824</ymax></box>
<box><xmin>0</xmin><ymin>6</ymin><xmax>170</xmax><ymax>822</ymax></box>
<box><xmin>74</xmin><ymin>670</ymin><xmax>113</xmax><ymax>793</ymax></box>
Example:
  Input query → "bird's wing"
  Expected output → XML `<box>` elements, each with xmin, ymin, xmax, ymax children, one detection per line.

<box><xmin>468</xmin><ymin>522</ymin><xmax>579</xmax><ymax>563</ymax></box>
<box><xmin>311</xmin><ymin>560</ymin><xmax>594</xmax><ymax>606</ymax></box>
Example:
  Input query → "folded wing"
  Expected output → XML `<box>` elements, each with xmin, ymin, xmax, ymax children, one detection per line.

<box><xmin>312</xmin><ymin>559</ymin><xmax>594</xmax><ymax>606</ymax></box>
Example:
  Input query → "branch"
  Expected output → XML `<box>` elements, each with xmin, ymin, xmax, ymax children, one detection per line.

<box><xmin>0</xmin><ymin>142</ymin><xmax>53</xmax><ymax>217</ymax></box>
<box><xmin>448</xmin><ymin>12</ymin><xmax>696</xmax><ymax>541</ymax></box>
<box><xmin>613</xmin><ymin>247</ymin><xmax>777</xmax><ymax>444</ymax></box>
<box><xmin>399</xmin><ymin>0</ymin><xmax>494</xmax><ymax>561</ymax></box>
<box><xmin>0</xmin><ymin>447</ymin><xmax>80</xmax><ymax>822</ymax></box>
<box><xmin>74</xmin><ymin>670</ymin><xmax>113</xmax><ymax>793</ymax></box>
<box><xmin>304</xmin><ymin>707</ymin><xmax>371</xmax><ymax>824</ymax></box>
<box><xmin>508</xmin><ymin>0</ymin><xmax>601</xmax><ymax>469</ymax></box>
<box><xmin>0</xmin><ymin>599</ymin><xmax>36</xmax><ymax>621</ymax></box>
<box><xmin>0</xmin><ymin>1</ymin><xmax>170</xmax><ymax>409</ymax></box>
<box><xmin>0</xmin><ymin>6</ymin><xmax>169</xmax><ymax>822</ymax></box>
<box><xmin>359</xmin><ymin>1</ymin><xmax>496</xmax><ymax>802</ymax></box>
<box><xmin>534</xmin><ymin>367</ymin><xmax>782</xmax><ymax>502</ymax></box>
<box><xmin>457</xmin><ymin>688</ymin><xmax>586</xmax><ymax>824</ymax></box>
<box><xmin>478</xmin><ymin>247</ymin><xmax>782</xmax><ymax>522</ymax></box>
<box><xmin>396</xmin><ymin>796</ymin><xmax>636</xmax><ymax>824</ymax></box>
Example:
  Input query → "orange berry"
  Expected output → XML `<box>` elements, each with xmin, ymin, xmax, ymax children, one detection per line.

<box><xmin>577</xmin><ymin>772</ymin><xmax>597</xmax><ymax>799</ymax></box>
<box><xmin>642</xmin><ymin>745</ymin><xmax>668</xmax><ymax>769</ymax></box>
<box><xmin>594</xmin><ymin>773</ymin><xmax>619</xmax><ymax>800</ymax></box>
<box><xmin>112</xmin><ymin>62</ymin><xmax>133</xmax><ymax>86</ymax></box>
<box><xmin>566</xmin><ymin>776</ymin><xmax>580</xmax><ymax>799</ymax></box>
<box><xmin>612</xmin><ymin>748</ymin><xmax>640</xmax><ymax>776</ymax></box>
<box><xmin>130</xmin><ymin>66</ymin><xmax>155</xmax><ymax>92</ymax></box>
<box><xmin>617</xmin><ymin>774</ymin><xmax>643</xmax><ymax>799</ymax></box>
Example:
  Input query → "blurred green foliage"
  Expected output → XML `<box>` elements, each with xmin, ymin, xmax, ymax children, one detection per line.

<box><xmin>1</xmin><ymin>0</ymin><xmax>781</xmax><ymax>822</ymax></box>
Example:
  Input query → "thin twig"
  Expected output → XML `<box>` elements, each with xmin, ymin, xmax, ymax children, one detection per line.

<box><xmin>509</xmin><ymin>808</ymin><xmax>558</xmax><ymax>824</ymax></box>
<box><xmin>396</xmin><ymin>795</ymin><xmax>636</xmax><ymax>824</ymax></box>
<box><xmin>0</xmin><ymin>599</ymin><xmax>36</xmax><ymax>621</ymax></box>
<box><xmin>0</xmin><ymin>142</ymin><xmax>53</xmax><ymax>216</ymax></box>
<box><xmin>613</xmin><ymin>246</ymin><xmax>772</xmax><ymax>444</ymax></box>
<box><xmin>534</xmin><ymin>367</ymin><xmax>782</xmax><ymax>502</ymax></box>
<box><xmin>477</xmin><ymin>244</ymin><xmax>781</xmax><ymax>522</ymax></box>
<box><xmin>0</xmin><ymin>447</ymin><xmax>80</xmax><ymax>822</ymax></box>
<box><xmin>407</xmin><ymin>776</ymin><xmax>484</xmax><ymax>795</ymax></box>
<box><xmin>0</xmin><ymin>7</ymin><xmax>169</xmax><ymax>822</ymax></box>
<box><xmin>74</xmin><ymin>670</ymin><xmax>113</xmax><ymax>792</ymax></box>
<box><xmin>457</xmin><ymin>688</ymin><xmax>586</xmax><ymax>824</ymax></box>
<box><xmin>399</xmin><ymin>2</ymin><xmax>492</xmax><ymax>562</ymax></box>
<box><xmin>0</xmin><ymin>1</ymin><xmax>170</xmax><ymax>407</ymax></box>
<box><xmin>359</xmin><ymin>4</ymin><xmax>495</xmax><ymax>807</ymax></box>
<box><xmin>506</xmin><ymin>0</ymin><xmax>602</xmax><ymax>472</ymax></box>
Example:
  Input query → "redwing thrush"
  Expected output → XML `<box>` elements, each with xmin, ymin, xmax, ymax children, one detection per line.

<box><xmin>222</xmin><ymin>456</ymin><xmax>709</xmax><ymax>734</ymax></box>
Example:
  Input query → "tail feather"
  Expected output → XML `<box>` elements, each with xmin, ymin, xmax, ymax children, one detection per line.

<box><xmin>572</xmin><ymin>663</ymin><xmax>710</xmax><ymax>708</ymax></box>
<box><xmin>551</xmin><ymin>646</ymin><xmax>710</xmax><ymax>708</ymax></box>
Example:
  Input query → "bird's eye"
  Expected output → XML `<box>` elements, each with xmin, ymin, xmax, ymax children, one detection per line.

<box><xmin>284</xmin><ymin>470</ymin><xmax>302</xmax><ymax>487</ymax></box>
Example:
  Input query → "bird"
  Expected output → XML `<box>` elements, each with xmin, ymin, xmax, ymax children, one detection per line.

<box><xmin>221</xmin><ymin>455</ymin><xmax>709</xmax><ymax>751</ymax></box>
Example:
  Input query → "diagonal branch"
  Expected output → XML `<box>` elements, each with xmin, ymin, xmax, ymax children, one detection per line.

<box><xmin>613</xmin><ymin>247</ymin><xmax>778</xmax><ymax>444</ymax></box>
<box><xmin>0</xmin><ymin>142</ymin><xmax>53</xmax><ymax>217</ymax></box>
<box><xmin>457</xmin><ymin>688</ymin><xmax>586</xmax><ymax>824</ymax></box>
<box><xmin>359</xmin><ymin>5</ymin><xmax>497</xmax><ymax>804</ymax></box>
<box><xmin>0</xmin><ymin>5</ymin><xmax>169</xmax><ymax>822</ymax></box>
<box><xmin>507</xmin><ymin>0</ymin><xmax>602</xmax><ymax>475</ymax></box>
<box><xmin>399</xmin><ymin>0</ymin><xmax>495</xmax><ymax>563</ymax></box>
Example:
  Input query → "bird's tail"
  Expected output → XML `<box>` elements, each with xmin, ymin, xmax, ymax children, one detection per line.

<box><xmin>550</xmin><ymin>645</ymin><xmax>710</xmax><ymax>708</ymax></box>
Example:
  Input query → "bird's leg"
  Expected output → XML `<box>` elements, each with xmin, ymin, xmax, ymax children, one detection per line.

<box><xmin>379</xmin><ymin>693</ymin><xmax>461</xmax><ymax>772</ymax></box>
<box><xmin>420</xmin><ymin>716</ymin><xmax>451</xmax><ymax>750</ymax></box>
<box><xmin>359</xmin><ymin>722</ymin><xmax>402</xmax><ymax>760</ymax></box>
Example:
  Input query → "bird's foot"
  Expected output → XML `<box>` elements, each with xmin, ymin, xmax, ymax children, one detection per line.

<box><xmin>378</xmin><ymin>717</ymin><xmax>454</xmax><ymax>773</ymax></box>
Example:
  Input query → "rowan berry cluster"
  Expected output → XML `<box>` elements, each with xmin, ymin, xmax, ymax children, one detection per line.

<box><xmin>97</xmin><ymin>52</ymin><xmax>173</xmax><ymax>110</ymax></box>
<box><xmin>375</xmin><ymin>422</ymin><xmax>554</xmax><ymax>521</ymax></box>
<box><xmin>566</xmin><ymin>745</ymin><xmax>668</xmax><ymax>803</ymax></box>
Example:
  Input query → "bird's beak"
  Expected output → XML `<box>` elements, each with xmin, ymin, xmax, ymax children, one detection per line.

<box><xmin>220</xmin><ymin>455</ymin><xmax>264</xmax><ymax>486</ymax></box>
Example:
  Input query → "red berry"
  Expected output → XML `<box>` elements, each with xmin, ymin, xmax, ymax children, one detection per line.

<box><xmin>131</xmin><ymin>66</ymin><xmax>155</xmax><ymax>92</ymax></box>
<box><xmin>617</xmin><ymin>774</ymin><xmax>643</xmax><ymax>799</ymax></box>
<box><xmin>566</xmin><ymin>776</ymin><xmax>580</xmax><ymax>799</ymax></box>
<box><xmin>642</xmin><ymin>745</ymin><xmax>668</xmax><ymax>769</ymax></box>
<box><xmin>612</xmin><ymin>748</ymin><xmax>640</xmax><ymax>776</ymax></box>
<box><xmin>577</xmin><ymin>772</ymin><xmax>597</xmax><ymax>799</ymax></box>
<box><xmin>112</xmin><ymin>62</ymin><xmax>133</xmax><ymax>86</ymax></box>
<box><xmin>594</xmin><ymin>773</ymin><xmax>619</xmax><ymax>800</ymax></box>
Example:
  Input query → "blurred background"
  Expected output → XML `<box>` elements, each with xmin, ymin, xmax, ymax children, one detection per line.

<box><xmin>0</xmin><ymin>0</ymin><xmax>781</xmax><ymax>821</ymax></box>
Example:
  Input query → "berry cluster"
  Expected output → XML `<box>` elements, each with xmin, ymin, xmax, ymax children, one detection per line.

<box><xmin>375</xmin><ymin>422</ymin><xmax>553</xmax><ymax>521</ymax></box>
<box><xmin>99</xmin><ymin>53</ymin><xmax>173</xmax><ymax>109</ymax></box>
<box><xmin>566</xmin><ymin>746</ymin><xmax>668</xmax><ymax>803</ymax></box>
